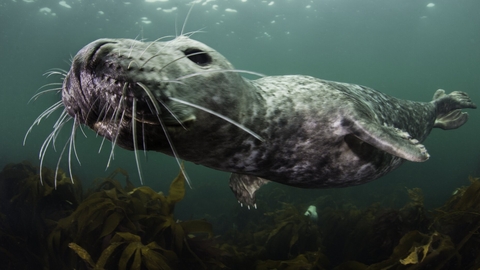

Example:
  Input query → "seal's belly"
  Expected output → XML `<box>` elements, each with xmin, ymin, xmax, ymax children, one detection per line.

<box><xmin>261</xmin><ymin>137</ymin><xmax>404</xmax><ymax>188</ymax></box>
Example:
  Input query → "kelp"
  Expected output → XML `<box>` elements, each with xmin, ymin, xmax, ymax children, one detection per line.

<box><xmin>217</xmin><ymin>179</ymin><xmax>479</xmax><ymax>269</ymax></box>
<box><xmin>0</xmin><ymin>161</ymin><xmax>81</xmax><ymax>269</ymax></box>
<box><xmin>49</xmin><ymin>166</ymin><xmax>221</xmax><ymax>270</ymax></box>
<box><xmin>0</xmin><ymin>162</ymin><xmax>221</xmax><ymax>270</ymax></box>
<box><xmin>2</xmin><ymin>161</ymin><xmax>480</xmax><ymax>269</ymax></box>
<box><xmin>368</xmin><ymin>231</ymin><xmax>457</xmax><ymax>269</ymax></box>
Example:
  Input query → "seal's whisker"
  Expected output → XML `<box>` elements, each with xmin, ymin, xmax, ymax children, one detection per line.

<box><xmin>96</xmin><ymin>103</ymin><xmax>113</xmax><ymax>136</ymax></box>
<box><xmin>142</xmin><ymin>117</ymin><xmax>147</xmax><ymax>158</ymax></box>
<box><xmin>77</xmin><ymin>120</ymin><xmax>88</xmax><ymax>138</ymax></box>
<box><xmin>162</xmin><ymin>80</ymin><xmax>185</xmax><ymax>85</ymax></box>
<box><xmin>159</xmin><ymin>101</ymin><xmax>186</xmax><ymax>129</ymax></box>
<box><xmin>39</xmin><ymin>130</ymin><xmax>56</xmax><ymax>184</ymax></box>
<box><xmin>180</xmin><ymin>3</ymin><xmax>195</xmax><ymax>37</ymax></box>
<box><xmin>106</xmin><ymin>84</ymin><xmax>128</xmax><ymax>168</ymax></box>
<box><xmin>176</xmin><ymin>69</ymin><xmax>265</xmax><ymax>81</ymax></box>
<box><xmin>157</xmin><ymin>112</ymin><xmax>193</xmax><ymax>188</ymax></box>
<box><xmin>51</xmin><ymin>110</ymin><xmax>71</xmax><ymax>151</ymax></box>
<box><xmin>98</xmin><ymin>136</ymin><xmax>107</xmax><ymax>153</ymax></box>
<box><xmin>131</xmin><ymin>98</ymin><xmax>144</xmax><ymax>184</ymax></box>
<box><xmin>44</xmin><ymin>69</ymin><xmax>68</xmax><ymax>78</ymax></box>
<box><xmin>182</xmin><ymin>28</ymin><xmax>206</xmax><ymax>39</ymax></box>
<box><xmin>55</xmin><ymin>138</ymin><xmax>70</xmax><ymax>189</ymax></box>
<box><xmin>128</xmin><ymin>38</ymin><xmax>139</xmax><ymax>58</ymax></box>
<box><xmin>137</xmin><ymin>82</ymin><xmax>185</xmax><ymax>128</ymax></box>
<box><xmin>102</xmin><ymin>103</ymin><xmax>121</xmax><ymax>154</ymax></box>
<box><xmin>97</xmin><ymin>103</ymin><xmax>114</xmax><ymax>153</ymax></box>
<box><xmin>137</xmin><ymin>82</ymin><xmax>192</xmax><ymax>187</ymax></box>
<box><xmin>71</xmin><ymin>116</ymin><xmax>82</xmax><ymax>165</ymax></box>
<box><xmin>67</xmin><ymin>116</ymin><xmax>79</xmax><ymax>183</ymax></box>
<box><xmin>24</xmin><ymin>100</ymin><xmax>63</xmax><ymax>145</ymax></box>
<box><xmin>127</xmin><ymin>60</ymin><xmax>141</xmax><ymax>70</ymax></box>
<box><xmin>139</xmin><ymin>36</ymin><xmax>176</xmax><ymax>59</ymax></box>
<box><xmin>44</xmin><ymin>72</ymin><xmax>66</xmax><ymax>79</ymax></box>
<box><xmin>85</xmin><ymin>95</ymin><xmax>102</xmax><ymax>124</ymax></box>
<box><xmin>38</xmin><ymin>111</ymin><xmax>72</xmax><ymax>185</ymax></box>
<box><xmin>106</xmin><ymin>109</ymin><xmax>125</xmax><ymax>169</ymax></box>
<box><xmin>37</xmin><ymin>82</ymin><xmax>63</xmax><ymax>90</ymax></box>
<box><xmin>169</xmin><ymin>97</ymin><xmax>265</xmax><ymax>142</ymax></box>
<box><xmin>28</xmin><ymin>87</ymin><xmax>62</xmax><ymax>103</ymax></box>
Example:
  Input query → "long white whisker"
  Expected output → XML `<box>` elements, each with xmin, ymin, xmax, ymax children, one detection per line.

<box><xmin>28</xmin><ymin>87</ymin><xmax>62</xmax><ymax>103</ymax></box>
<box><xmin>24</xmin><ymin>100</ymin><xmax>63</xmax><ymax>145</ymax></box>
<box><xmin>154</xmin><ymin>94</ymin><xmax>187</xmax><ymax>129</ymax></box>
<box><xmin>51</xmin><ymin>111</ymin><xmax>71</xmax><ymax>151</ymax></box>
<box><xmin>84</xmin><ymin>95</ymin><xmax>102</xmax><ymax>124</ymax></box>
<box><xmin>39</xmin><ymin>131</ymin><xmax>55</xmax><ymax>185</ymax></box>
<box><xmin>157</xmin><ymin>112</ymin><xmax>193</xmax><ymax>188</ymax></box>
<box><xmin>96</xmin><ymin>103</ymin><xmax>113</xmax><ymax>136</ymax></box>
<box><xmin>183</xmin><ymin>28</ymin><xmax>206</xmax><ymax>39</ymax></box>
<box><xmin>176</xmin><ymin>69</ymin><xmax>265</xmax><ymax>81</ymax></box>
<box><xmin>128</xmin><ymin>38</ymin><xmax>139</xmax><ymax>58</ymax></box>
<box><xmin>55</xmin><ymin>138</ymin><xmax>69</xmax><ymax>189</ymax></box>
<box><xmin>78</xmin><ymin>123</ymin><xmax>87</xmax><ymax>138</ymax></box>
<box><xmin>139</xmin><ymin>35</ymin><xmax>176</xmax><ymax>59</ymax></box>
<box><xmin>181</xmin><ymin>3</ymin><xmax>195</xmax><ymax>37</ymax></box>
<box><xmin>142</xmin><ymin>117</ymin><xmax>147</xmax><ymax>158</ymax></box>
<box><xmin>106</xmin><ymin>109</ymin><xmax>125</xmax><ymax>169</ymax></box>
<box><xmin>137</xmin><ymin>81</ymin><xmax>186</xmax><ymax>131</ymax></box>
<box><xmin>137</xmin><ymin>82</ymin><xmax>192</xmax><ymax>187</ymax></box>
<box><xmin>43</xmin><ymin>69</ymin><xmax>67</xmax><ymax>78</ymax></box>
<box><xmin>102</xmin><ymin>103</ymin><xmax>121</xmax><ymax>155</ymax></box>
<box><xmin>68</xmin><ymin>117</ymin><xmax>78</xmax><ymax>183</ymax></box>
<box><xmin>106</xmin><ymin>84</ymin><xmax>128</xmax><ymax>169</ymax></box>
<box><xmin>98</xmin><ymin>136</ymin><xmax>107</xmax><ymax>154</ymax></box>
<box><xmin>131</xmin><ymin>98</ymin><xmax>144</xmax><ymax>185</ymax></box>
<box><xmin>169</xmin><ymin>97</ymin><xmax>264</xmax><ymax>142</ymax></box>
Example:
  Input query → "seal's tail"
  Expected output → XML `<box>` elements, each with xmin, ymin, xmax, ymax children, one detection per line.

<box><xmin>431</xmin><ymin>89</ymin><xmax>477</xmax><ymax>130</ymax></box>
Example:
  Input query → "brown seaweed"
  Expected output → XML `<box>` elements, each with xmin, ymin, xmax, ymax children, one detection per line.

<box><xmin>2</xmin><ymin>161</ymin><xmax>480</xmax><ymax>269</ymax></box>
<box><xmin>49</xmin><ymin>166</ymin><xmax>220</xmax><ymax>269</ymax></box>
<box><xmin>0</xmin><ymin>162</ymin><xmax>221</xmax><ymax>270</ymax></box>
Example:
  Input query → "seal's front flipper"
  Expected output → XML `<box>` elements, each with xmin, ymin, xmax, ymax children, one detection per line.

<box><xmin>229</xmin><ymin>173</ymin><xmax>269</xmax><ymax>208</ymax></box>
<box><xmin>432</xmin><ymin>89</ymin><xmax>477</xmax><ymax>130</ymax></box>
<box><xmin>347</xmin><ymin>119</ymin><xmax>430</xmax><ymax>162</ymax></box>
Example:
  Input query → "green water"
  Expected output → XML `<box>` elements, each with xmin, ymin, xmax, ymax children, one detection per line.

<box><xmin>0</xmin><ymin>0</ymin><xmax>479</xmax><ymax>219</ymax></box>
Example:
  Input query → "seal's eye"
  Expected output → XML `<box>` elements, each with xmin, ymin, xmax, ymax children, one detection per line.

<box><xmin>184</xmin><ymin>48</ymin><xmax>212</xmax><ymax>66</ymax></box>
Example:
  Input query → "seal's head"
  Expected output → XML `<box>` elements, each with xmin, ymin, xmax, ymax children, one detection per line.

<box><xmin>62</xmin><ymin>36</ymin><xmax>256</xmax><ymax>153</ymax></box>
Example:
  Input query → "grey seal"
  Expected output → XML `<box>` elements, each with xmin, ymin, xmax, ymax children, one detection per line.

<box><xmin>32</xmin><ymin>36</ymin><xmax>476</xmax><ymax>207</ymax></box>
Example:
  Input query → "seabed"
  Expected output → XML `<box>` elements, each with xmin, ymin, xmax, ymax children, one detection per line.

<box><xmin>1</xmin><ymin>161</ymin><xmax>480</xmax><ymax>269</ymax></box>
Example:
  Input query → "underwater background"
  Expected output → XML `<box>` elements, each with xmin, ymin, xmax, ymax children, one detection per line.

<box><xmin>1</xmin><ymin>0</ymin><xmax>480</xmax><ymax>269</ymax></box>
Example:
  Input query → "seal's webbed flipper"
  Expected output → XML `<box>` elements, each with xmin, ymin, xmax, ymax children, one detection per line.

<box><xmin>346</xmin><ymin>119</ymin><xmax>430</xmax><ymax>162</ymax></box>
<box><xmin>431</xmin><ymin>89</ymin><xmax>477</xmax><ymax>130</ymax></box>
<box><xmin>229</xmin><ymin>173</ymin><xmax>269</xmax><ymax>208</ymax></box>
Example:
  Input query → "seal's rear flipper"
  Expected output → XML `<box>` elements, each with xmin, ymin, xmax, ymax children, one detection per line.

<box><xmin>229</xmin><ymin>173</ymin><xmax>269</xmax><ymax>208</ymax></box>
<box><xmin>432</xmin><ymin>89</ymin><xmax>477</xmax><ymax>130</ymax></box>
<box><xmin>347</xmin><ymin>119</ymin><xmax>430</xmax><ymax>162</ymax></box>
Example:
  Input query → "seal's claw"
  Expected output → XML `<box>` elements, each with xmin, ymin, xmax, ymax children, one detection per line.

<box><xmin>229</xmin><ymin>173</ymin><xmax>269</xmax><ymax>208</ymax></box>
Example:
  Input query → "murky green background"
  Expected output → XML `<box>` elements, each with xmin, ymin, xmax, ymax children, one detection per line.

<box><xmin>1</xmin><ymin>0</ymin><xmax>479</xmax><ymax>219</ymax></box>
